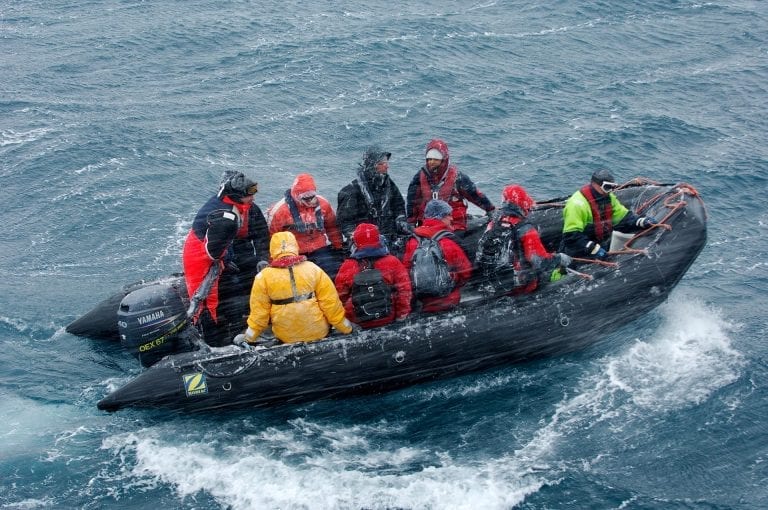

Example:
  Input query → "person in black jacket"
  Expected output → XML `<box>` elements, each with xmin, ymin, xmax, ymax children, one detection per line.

<box><xmin>337</xmin><ymin>145</ymin><xmax>408</xmax><ymax>256</ymax></box>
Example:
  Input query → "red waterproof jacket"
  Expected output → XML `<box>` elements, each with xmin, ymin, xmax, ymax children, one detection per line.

<box><xmin>267</xmin><ymin>173</ymin><xmax>343</xmax><ymax>254</ymax></box>
<box><xmin>405</xmin><ymin>139</ymin><xmax>494</xmax><ymax>230</ymax></box>
<box><xmin>182</xmin><ymin>195</ymin><xmax>253</xmax><ymax>322</ymax></box>
<box><xmin>488</xmin><ymin>214</ymin><xmax>555</xmax><ymax>294</ymax></box>
<box><xmin>335</xmin><ymin>248</ymin><xmax>412</xmax><ymax>328</ymax></box>
<box><xmin>402</xmin><ymin>218</ymin><xmax>473</xmax><ymax>312</ymax></box>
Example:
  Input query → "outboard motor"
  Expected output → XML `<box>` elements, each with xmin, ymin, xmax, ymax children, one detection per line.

<box><xmin>117</xmin><ymin>280</ymin><xmax>197</xmax><ymax>367</ymax></box>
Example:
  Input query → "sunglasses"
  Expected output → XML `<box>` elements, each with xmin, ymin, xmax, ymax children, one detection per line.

<box><xmin>600</xmin><ymin>181</ymin><xmax>619</xmax><ymax>193</ymax></box>
<box><xmin>246</xmin><ymin>183</ymin><xmax>259</xmax><ymax>195</ymax></box>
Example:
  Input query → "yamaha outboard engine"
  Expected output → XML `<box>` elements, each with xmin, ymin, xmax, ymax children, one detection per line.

<box><xmin>117</xmin><ymin>280</ymin><xmax>197</xmax><ymax>367</ymax></box>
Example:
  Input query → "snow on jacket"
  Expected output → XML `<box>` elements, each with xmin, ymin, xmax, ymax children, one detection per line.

<box><xmin>405</xmin><ymin>139</ymin><xmax>494</xmax><ymax>230</ymax></box>
<box><xmin>336</xmin><ymin>146</ymin><xmax>406</xmax><ymax>241</ymax></box>
<box><xmin>267</xmin><ymin>173</ymin><xmax>343</xmax><ymax>254</ymax></box>
<box><xmin>245</xmin><ymin>231</ymin><xmax>352</xmax><ymax>343</ymax></box>
<box><xmin>402</xmin><ymin>218</ymin><xmax>473</xmax><ymax>313</ymax></box>
<box><xmin>183</xmin><ymin>194</ymin><xmax>265</xmax><ymax>322</ymax></box>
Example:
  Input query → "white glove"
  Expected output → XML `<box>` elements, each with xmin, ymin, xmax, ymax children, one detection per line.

<box><xmin>233</xmin><ymin>334</ymin><xmax>249</xmax><ymax>347</ymax></box>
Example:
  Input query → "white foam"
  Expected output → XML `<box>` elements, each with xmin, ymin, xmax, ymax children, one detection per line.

<box><xmin>0</xmin><ymin>127</ymin><xmax>50</xmax><ymax>147</ymax></box>
<box><xmin>515</xmin><ymin>293</ymin><xmax>743</xmax><ymax>462</ymax></box>
<box><xmin>101</xmin><ymin>418</ymin><xmax>545</xmax><ymax>510</ymax></box>
<box><xmin>603</xmin><ymin>294</ymin><xmax>742</xmax><ymax>411</ymax></box>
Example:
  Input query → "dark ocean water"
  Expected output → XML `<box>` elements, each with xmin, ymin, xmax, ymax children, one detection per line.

<box><xmin>2</xmin><ymin>1</ymin><xmax>767</xmax><ymax>508</ymax></box>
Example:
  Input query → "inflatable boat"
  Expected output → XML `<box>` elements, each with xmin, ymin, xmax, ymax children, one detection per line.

<box><xmin>69</xmin><ymin>180</ymin><xmax>707</xmax><ymax>412</ymax></box>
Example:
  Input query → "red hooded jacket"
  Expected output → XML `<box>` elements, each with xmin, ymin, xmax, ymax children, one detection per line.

<box><xmin>405</xmin><ymin>139</ymin><xmax>494</xmax><ymax>230</ymax></box>
<box><xmin>267</xmin><ymin>173</ymin><xmax>343</xmax><ymax>254</ymax></box>
<box><xmin>402</xmin><ymin>218</ymin><xmax>473</xmax><ymax>312</ymax></box>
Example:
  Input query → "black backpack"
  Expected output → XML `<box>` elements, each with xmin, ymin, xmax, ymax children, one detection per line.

<box><xmin>351</xmin><ymin>259</ymin><xmax>393</xmax><ymax>322</ymax></box>
<box><xmin>476</xmin><ymin>222</ymin><xmax>532</xmax><ymax>292</ymax></box>
<box><xmin>410</xmin><ymin>231</ymin><xmax>454</xmax><ymax>298</ymax></box>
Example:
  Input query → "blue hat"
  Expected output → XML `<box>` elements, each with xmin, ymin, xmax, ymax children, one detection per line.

<box><xmin>424</xmin><ymin>199</ymin><xmax>452</xmax><ymax>219</ymax></box>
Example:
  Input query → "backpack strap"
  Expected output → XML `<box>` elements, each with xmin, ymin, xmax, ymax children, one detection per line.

<box><xmin>432</xmin><ymin>230</ymin><xmax>451</xmax><ymax>242</ymax></box>
<box><xmin>271</xmin><ymin>266</ymin><xmax>315</xmax><ymax>305</ymax></box>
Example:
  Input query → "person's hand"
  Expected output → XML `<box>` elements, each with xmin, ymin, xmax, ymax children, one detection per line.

<box><xmin>339</xmin><ymin>318</ymin><xmax>361</xmax><ymax>334</ymax></box>
<box><xmin>637</xmin><ymin>216</ymin><xmax>658</xmax><ymax>228</ymax></box>
<box><xmin>556</xmin><ymin>253</ymin><xmax>572</xmax><ymax>268</ymax></box>
<box><xmin>588</xmin><ymin>242</ymin><xmax>607</xmax><ymax>260</ymax></box>
<box><xmin>396</xmin><ymin>215</ymin><xmax>414</xmax><ymax>234</ymax></box>
<box><xmin>232</xmin><ymin>334</ymin><xmax>250</xmax><ymax>348</ymax></box>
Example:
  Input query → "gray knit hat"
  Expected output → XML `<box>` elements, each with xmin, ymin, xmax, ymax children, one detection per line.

<box><xmin>424</xmin><ymin>199</ymin><xmax>452</xmax><ymax>219</ymax></box>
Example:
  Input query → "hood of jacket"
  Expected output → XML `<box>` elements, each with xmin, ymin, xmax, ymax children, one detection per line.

<box><xmin>359</xmin><ymin>146</ymin><xmax>392</xmax><ymax>181</ymax></box>
<box><xmin>289</xmin><ymin>173</ymin><xmax>318</xmax><ymax>203</ymax></box>
<box><xmin>269</xmin><ymin>231</ymin><xmax>300</xmax><ymax>260</ymax></box>
<box><xmin>425</xmin><ymin>138</ymin><xmax>450</xmax><ymax>177</ymax></box>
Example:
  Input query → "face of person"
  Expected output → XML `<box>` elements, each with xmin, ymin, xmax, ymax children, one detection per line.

<box><xmin>299</xmin><ymin>192</ymin><xmax>318</xmax><ymax>207</ymax></box>
<box><xmin>426</xmin><ymin>158</ymin><xmax>442</xmax><ymax>171</ymax></box>
<box><xmin>440</xmin><ymin>214</ymin><xmax>453</xmax><ymax>228</ymax></box>
<box><xmin>592</xmin><ymin>180</ymin><xmax>618</xmax><ymax>196</ymax></box>
<box><xmin>375</xmin><ymin>159</ymin><xmax>389</xmax><ymax>174</ymax></box>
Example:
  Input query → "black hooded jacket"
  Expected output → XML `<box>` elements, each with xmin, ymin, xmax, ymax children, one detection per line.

<box><xmin>336</xmin><ymin>146</ymin><xmax>406</xmax><ymax>241</ymax></box>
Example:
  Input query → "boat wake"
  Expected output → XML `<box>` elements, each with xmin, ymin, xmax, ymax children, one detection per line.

<box><xmin>509</xmin><ymin>293</ymin><xmax>743</xmax><ymax>479</ymax></box>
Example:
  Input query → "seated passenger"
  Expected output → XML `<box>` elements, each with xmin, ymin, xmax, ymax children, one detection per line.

<box><xmin>476</xmin><ymin>185</ymin><xmax>572</xmax><ymax>295</ymax></box>
<box><xmin>402</xmin><ymin>199</ymin><xmax>472</xmax><ymax>313</ymax></box>
<box><xmin>561</xmin><ymin>169</ymin><xmax>658</xmax><ymax>260</ymax></box>
<box><xmin>335</xmin><ymin>223</ymin><xmax>412</xmax><ymax>329</ymax></box>
<box><xmin>267</xmin><ymin>173</ymin><xmax>345</xmax><ymax>278</ymax></box>
<box><xmin>239</xmin><ymin>231</ymin><xmax>354</xmax><ymax>345</ymax></box>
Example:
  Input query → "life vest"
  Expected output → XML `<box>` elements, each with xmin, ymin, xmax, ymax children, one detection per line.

<box><xmin>284</xmin><ymin>190</ymin><xmax>325</xmax><ymax>233</ymax></box>
<box><xmin>579</xmin><ymin>184</ymin><xmax>613</xmax><ymax>242</ymax></box>
<box><xmin>418</xmin><ymin>167</ymin><xmax>467</xmax><ymax>226</ymax></box>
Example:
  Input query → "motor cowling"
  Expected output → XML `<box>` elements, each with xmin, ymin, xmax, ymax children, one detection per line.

<box><xmin>117</xmin><ymin>280</ymin><xmax>196</xmax><ymax>367</ymax></box>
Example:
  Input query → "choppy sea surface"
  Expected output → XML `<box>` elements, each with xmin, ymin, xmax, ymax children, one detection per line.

<box><xmin>2</xmin><ymin>1</ymin><xmax>767</xmax><ymax>508</ymax></box>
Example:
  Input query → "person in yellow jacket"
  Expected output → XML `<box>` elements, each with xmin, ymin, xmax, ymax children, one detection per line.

<box><xmin>238</xmin><ymin>231</ymin><xmax>354</xmax><ymax>344</ymax></box>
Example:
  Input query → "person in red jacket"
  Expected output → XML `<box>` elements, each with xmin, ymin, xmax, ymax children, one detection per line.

<box><xmin>182</xmin><ymin>171</ymin><xmax>268</xmax><ymax>346</ymax></box>
<box><xmin>267</xmin><ymin>173</ymin><xmax>345</xmax><ymax>279</ymax></box>
<box><xmin>403</xmin><ymin>199</ymin><xmax>473</xmax><ymax>313</ymax></box>
<box><xmin>475</xmin><ymin>185</ymin><xmax>571</xmax><ymax>295</ymax></box>
<box><xmin>334</xmin><ymin>223</ymin><xmax>412</xmax><ymax>328</ymax></box>
<box><xmin>405</xmin><ymin>139</ymin><xmax>495</xmax><ymax>232</ymax></box>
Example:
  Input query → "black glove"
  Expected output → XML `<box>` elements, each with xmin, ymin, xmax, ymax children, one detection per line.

<box><xmin>396</xmin><ymin>215</ymin><xmax>414</xmax><ymax>234</ymax></box>
<box><xmin>636</xmin><ymin>216</ymin><xmax>658</xmax><ymax>228</ymax></box>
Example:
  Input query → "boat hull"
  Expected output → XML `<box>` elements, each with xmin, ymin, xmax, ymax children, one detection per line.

<box><xmin>97</xmin><ymin>183</ymin><xmax>707</xmax><ymax>412</ymax></box>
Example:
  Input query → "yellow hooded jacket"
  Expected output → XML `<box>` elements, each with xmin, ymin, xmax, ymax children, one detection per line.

<box><xmin>245</xmin><ymin>231</ymin><xmax>352</xmax><ymax>343</ymax></box>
